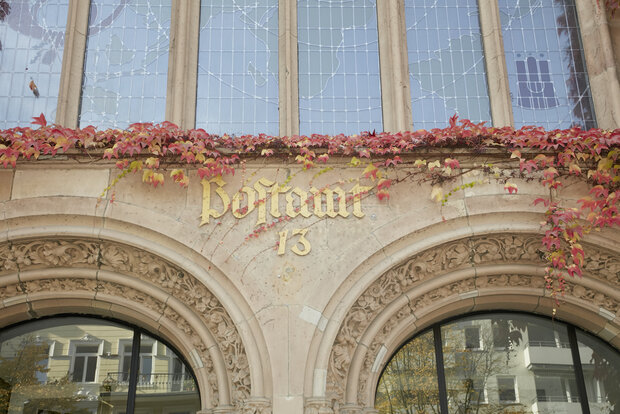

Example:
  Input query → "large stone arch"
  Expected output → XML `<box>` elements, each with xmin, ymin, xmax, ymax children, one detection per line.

<box><xmin>0</xmin><ymin>222</ymin><xmax>272</xmax><ymax>414</ymax></box>
<box><xmin>304</xmin><ymin>217</ymin><xmax>620</xmax><ymax>414</ymax></box>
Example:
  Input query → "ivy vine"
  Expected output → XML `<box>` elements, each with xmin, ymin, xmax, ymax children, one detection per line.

<box><xmin>1</xmin><ymin>113</ymin><xmax>618</xmax><ymax>302</ymax></box>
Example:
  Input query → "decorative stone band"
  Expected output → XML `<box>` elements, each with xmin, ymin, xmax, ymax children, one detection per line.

<box><xmin>324</xmin><ymin>233</ymin><xmax>620</xmax><ymax>411</ymax></box>
<box><xmin>0</xmin><ymin>238</ymin><xmax>259</xmax><ymax>412</ymax></box>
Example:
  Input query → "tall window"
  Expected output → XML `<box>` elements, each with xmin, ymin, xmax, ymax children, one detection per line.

<box><xmin>405</xmin><ymin>0</ymin><xmax>491</xmax><ymax>129</ymax></box>
<box><xmin>70</xmin><ymin>341</ymin><xmax>101</xmax><ymax>383</ymax></box>
<box><xmin>499</xmin><ymin>0</ymin><xmax>596</xmax><ymax>129</ymax></box>
<box><xmin>376</xmin><ymin>313</ymin><xmax>620</xmax><ymax>414</ymax></box>
<box><xmin>0</xmin><ymin>0</ymin><xmax>69</xmax><ymax>128</ymax></box>
<box><xmin>196</xmin><ymin>0</ymin><xmax>279</xmax><ymax>136</ymax></box>
<box><xmin>298</xmin><ymin>0</ymin><xmax>383</xmax><ymax>135</ymax></box>
<box><xmin>79</xmin><ymin>0</ymin><xmax>172</xmax><ymax>129</ymax></box>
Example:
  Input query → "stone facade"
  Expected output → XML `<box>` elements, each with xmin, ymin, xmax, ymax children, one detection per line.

<box><xmin>2</xmin><ymin>1</ymin><xmax>620</xmax><ymax>413</ymax></box>
<box><xmin>1</xmin><ymin>153</ymin><xmax>619</xmax><ymax>413</ymax></box>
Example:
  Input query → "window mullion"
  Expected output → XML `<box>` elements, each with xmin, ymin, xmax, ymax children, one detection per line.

<box><xmin>56</xmin><ymin>0</ymin><xmax>90</xmax><ymax>128</ymax></box>
<box><xmin>126</xmin><ymin>329</ymin><xmax>142</xmax><ymax>414</ymax></box>
<box><xmin>567</xmin><ymin>326</ymin><xmax>591</xmax><ymax>414</ymax></box>
<box><xmin>376</xmin><ymin>0</ymin><xmax>412</xmax><ymax>132</ymax></box>
<box><xmin>166</xmin><ymin>0</ymin><xmax>200</xmax><ymax>129</ymax></box>
<box><xmin>477</xmin><ymin>0</ymin><xmax>513</xmax><ymax>127</ymax></box>
<box><xmin>279</xmin><ymin>0</ymin><xmax>299</xmax><ymax>136</ymax></box>
<box><xmin>433</xmin><ymin>325</ymin><xmax>449</xmax><ymax>414</ymax></box>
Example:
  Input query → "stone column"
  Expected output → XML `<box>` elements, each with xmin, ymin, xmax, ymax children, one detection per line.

<box><xmin>576</xmin><ymin>0</ymin><xmax>620</xmax><ymax>129</ymax></box>
<box><xmin>166</xmin><ymin>0</ymin><xmax>200</xmax><ymax>129</ymax></box>
<box><xmin>478</xmin><ymin>0</ymin><xmax>513</xmax><ymax>127</ymax></box>
<box><xmin>56</xmin><ymin>0</ymin><xmax>90</xmax><ymax>128</ymax></box>
<box><xmin>279</xmin><ymin>0</ymin><xmax>299</xmax><ymax>136</ymax></box>
<box><xmin>376</xmin><ymin>0</ymin><xmax>412</xmax><ymax>132</ymax></box>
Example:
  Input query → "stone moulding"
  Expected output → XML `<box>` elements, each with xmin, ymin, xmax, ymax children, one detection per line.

<box><xmin>322</xmin><ymin>233</ymin><xmax>620</xmax><ymax>412</ymax></box>
<box><xmin>0</xmin><ymin>237</ymin><xmax>262</xmax><ymax>413</ymax></box>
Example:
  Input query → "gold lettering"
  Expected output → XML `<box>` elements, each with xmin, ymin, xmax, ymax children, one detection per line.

<box><xmin>232</xmin><ymin>186</ymin><xmax>256</xmax><ymax>219</ymax></box>
<box><xmin>350</xmin><ymin>184</ymin><xmax>373</xmax><ymax>218</ymax></box>
<box><xmin>291</xmin><ymin>228</ymin><xmax>311</xmax><ymax>256</ymax></box>
<box><xmin>286</xmin><ymin>187</ymin><xmax>311</xmax><ymax>218</ymax></box>
<box><xmin>271</xmin><ymin>184</ymin><xmax>291</xmax><ymax>218</ymax></box>
<box><xmin>311</xmin><ymin>186</ymin><xmax>349</xmax><ymax>218</ymax></box>
<box><xmin>200</xmin><ymin>177</ymin><xmax>230</xmax><ymax>226</ymax></box>
<box><xmin>254</xmin><ymin>178</ymin><xmax>275</xmax><ymax>226</ymax></box>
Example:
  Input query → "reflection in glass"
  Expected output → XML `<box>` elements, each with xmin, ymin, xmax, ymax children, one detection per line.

<box><xmin>79</xmin><ymin>0</ymin><xmax>171</xmax><ymax>129</ymax></box>
<box><xmin>135</xmin><ymin>334</ymin><xmax>200</xmax><ymax>413</ymax></box>
<box><xmin>196</xmin><ymin>0</ymin><xmax>279</xmax><ymax>136</ymax></box>
<box><xmin>298</xmin><ymin>0</ymin><xmax>382</xmax><ymax>136</ymax></box>
<box><xmin>375</xmin><ymin>330</ymin><xmax>439</xmax><ymax>414</ymax></box>
<box><xmin>499</xmin><ymin>0</ymin><xmax>596</xmax><ymax>129</ymax></box>
<box><xmin>377</xmin><ymin>314</ymin><xmax>620</xmax><ymax>414</ymax></box>
<box><xmin>577</xmin><ymin>331</ymin><xmax>620</xmax><ymax>414</ymax></box>
<box><xmin>405</xmin><ymin>0</ymin><xmax>490</xmax><ymax>129</ymax></box>
<box><xmin>0</xmin><ymin>0</ymin><xmax>68</xmax><ymax>128</ymax></box>
<box><xmin>0</xmin><ymin>317</ymin><xmax>199</xmax><ymax>414</ymax></box>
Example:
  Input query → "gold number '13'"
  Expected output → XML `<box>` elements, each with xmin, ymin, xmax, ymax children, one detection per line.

<box><xmin>278</xmin><ymin>228</ymin><xmax>311</xmax><ymax>256</ymax></box>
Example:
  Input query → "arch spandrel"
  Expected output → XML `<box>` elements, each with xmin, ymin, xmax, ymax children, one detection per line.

<box><xmin>311</xmin><ymin>232</ymin><xmax>620</xmax><ymax>413</ymax></box>
<box><xmin>0</xmin><ymin>236</ymin><xmax>271</xmax><ymax>414</ymax></box>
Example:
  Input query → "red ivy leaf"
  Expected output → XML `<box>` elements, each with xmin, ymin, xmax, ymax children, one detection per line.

<box><xmin>31</xmin><ymin>113</ymin><xmax>47</xmax><ymax>127</ymax></box>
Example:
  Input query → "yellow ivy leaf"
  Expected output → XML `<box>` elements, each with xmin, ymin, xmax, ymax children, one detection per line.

<box><xmin>428</xmin><ymin>160</ymin><xmax>440</xmax><ymax>171</ymax></box>
<box><xmin>430</xmin><ymin>185</ymin><xmax>443</xmax><ymax>203</ymax></box>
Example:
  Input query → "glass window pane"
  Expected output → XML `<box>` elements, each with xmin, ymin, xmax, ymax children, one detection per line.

<box><xmin>0</xmin><ymin>317</ymin><xmax>133</xmax><ymax>413</ymax></box>
<box><xmin>440</xmin><ymin>314</ymin><xmax>581</xmax><ymax>413</ymax></box>
<box><xmin>375</xmin><ymin>330</ymin><xmax>439</xmax><ymax>413</ymax></box>
<box><xmin>85</xmin><ymin>356</ymin><xmax>97</xmax><ymax>382</ymax></box>
<box><xmin>0</xmin><ymin>0</ymin><xmax>69</xmax><ymax>128</ymax></box>
<box><xmin>298</xmin><ymin>0</ymin><xmax>383</xmax><ymax>135</ymax></box>
<box><xmin>499</xmin><ymin>0</ymin><xmax>596</xmax><ymax>129</ymax></box>
<box><xmin>79</xmin><ymin>0</ymin><xmax>172</xmax><ymax>129</ymax></box>
<box><xmin>196</xmin><ymin>0</ymin><xmax>279</xmax><ymax>136</ymax></box>
<box><xmin>576</xmin><ymin>330</ymin><xmax>620</xmax><ymax>412</ymax></box>
<box><xmin>134</xmin><ymin>333</ymin><xmax>200</xmax><ymax>413</ymax></box>
<box><xmin>405</xmin><ymin>0</ymin><xmax>490</xmax><ymax>129</ymax></box>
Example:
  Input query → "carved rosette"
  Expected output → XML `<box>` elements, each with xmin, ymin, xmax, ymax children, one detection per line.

<box><xmin>325</xmin><ymin>233</ymin><xmax>620</xmax><ymax>409</ymax></box>
<box><xmin>0</xmin><ymin>238</ymin><xmax>254</xmax><ymax>410</ymax></box>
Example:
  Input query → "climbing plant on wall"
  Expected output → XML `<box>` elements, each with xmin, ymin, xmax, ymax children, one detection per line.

<box><xmin>1</xmin><ymin>114</ymin><xmax>618</xmax><ymax>302</ymax></box>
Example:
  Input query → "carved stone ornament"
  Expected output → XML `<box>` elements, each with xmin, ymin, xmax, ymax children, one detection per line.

<box><xmin>325</xmin><ymin>233</ymin><xmax>620</xmax><ymax>408</ymax></box>
<box><xmin>0</xmin><ymin>238</ymin><xmax>255</xmax><ymax>410</ymax></box>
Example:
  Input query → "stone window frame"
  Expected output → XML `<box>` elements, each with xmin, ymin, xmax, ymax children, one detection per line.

<box><xmin>54</xmin><ymin>0</ymin><xmax>620</xmax><ymax>133</ymax></box>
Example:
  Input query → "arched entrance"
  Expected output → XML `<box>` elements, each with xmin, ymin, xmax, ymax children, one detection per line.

<box><xmin>0</xmin><ymin>232</ymin><xmax>271</xmax><ymax>414</ymax></box>
<box><xmin>305</xmin><ymin>229</ymin><xmax>620</xmax><ymax>414</ymax></box>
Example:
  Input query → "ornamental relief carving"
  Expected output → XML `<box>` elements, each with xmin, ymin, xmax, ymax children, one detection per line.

<box><xmin>326</xmin><ymin>233</ymin><xmax>620</xmax><ymax>407</ymax></box>
<box><xmin>0</xmin><ymin>238</ymin><xmax>251</xmax><ymax>408</ymax></box>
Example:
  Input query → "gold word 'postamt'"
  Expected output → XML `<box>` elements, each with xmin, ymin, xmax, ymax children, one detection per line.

<box><xmin>201</xmin><ymin>177</ymin><xmax>373</xmax><ymax>226</ymax></box>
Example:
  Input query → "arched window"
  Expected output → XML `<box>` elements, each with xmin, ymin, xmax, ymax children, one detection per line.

<box><xmin>0</xmin><ymin>316</ymin><xmax>201</xmax><ymax>414</ymax></box>
<box><xmin>376</xmin><ymin>313</ymin><xmax>620</xmax><ymax>414</ymax></box>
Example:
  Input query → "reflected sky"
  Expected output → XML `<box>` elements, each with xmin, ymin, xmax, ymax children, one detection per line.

<box><xmin>195</xmin><ymin>0</ymin><xmax>278</xmax><ymax>136</ymax></box>
<box><xmin>298</xmin><ymin>0</ymin><xmax>382</xmax><ymax>136</ymax></box>
<box><xmin>0</xmin><ymin>0</ymin><xmax>68</xmax><ymax>128</ymax></box>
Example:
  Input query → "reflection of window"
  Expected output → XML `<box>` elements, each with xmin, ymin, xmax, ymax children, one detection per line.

<box><xmin>119</xmin><ymin>340</ymin><xmax>155</xmax><ymax>384</ymax></box>
<box><xmin>464</xmin><ymin>327</ymin><xmax>481</xmax><ymax>350</ymax></box>
<box><xmin>71</xmin><ymin>343</ymin><xmax>100</xmax><ymax>383</ymax></box>
<box><xmin>497</xmin><ymin>376</ymin><xmax>517</xmax><ymax>403</ymax></box>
